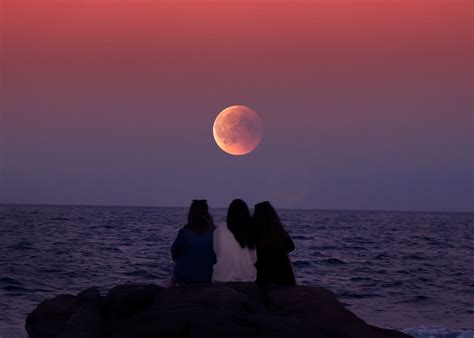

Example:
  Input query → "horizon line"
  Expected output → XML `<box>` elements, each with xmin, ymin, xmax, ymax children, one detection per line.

<box><xmin>0</xmin><ymin>202</ymin><xmax>472</xmax><ymax>214</ymax></box>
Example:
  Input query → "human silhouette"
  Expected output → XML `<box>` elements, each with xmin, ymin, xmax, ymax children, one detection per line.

<box><xmin>252</xmin><ymin>201</ymin><xmax>296</xmax><ymax>286</ymax></box>
<box><xmin>212</xmin><ymin>199</ymin><xmax>257</xmax><ymax>282</ymax></box>
<box><xmin>170</xmin><ymin>200</ymin><xmax>216</xmax><ymax>286</ymax></box>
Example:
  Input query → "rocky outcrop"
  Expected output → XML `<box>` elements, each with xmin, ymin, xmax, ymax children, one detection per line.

<box><xmin>26</xmin><ymin>283</ymin><xmax>411</xmax><ymax>338</ymax></box>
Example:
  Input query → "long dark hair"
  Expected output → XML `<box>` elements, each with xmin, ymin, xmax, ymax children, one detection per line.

<box><xmin>226</xmin><ymin>199</ymin><xmax>255</xmax><ymax>249</ymax></box>
<box><xmin>186</xmin><ymin>199</ymin><xmax>215</xmax><ymax>233</ymax></box>
<box><xmin>252</xmin><ymin>201</ymin><xmax>288</xmax><ymax>250</ymax></box>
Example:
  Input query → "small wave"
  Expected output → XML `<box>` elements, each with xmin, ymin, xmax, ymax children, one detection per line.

<box><xmin>101</xmin><ymin>247</ymin><xmax>123</xmax><ymax>253</ymax></box>
<box><xmin>50</xmin><ymin>217</ymin><xmax>70</xmax><ymax>221</ymax></box>
<box><xmin>310</xmin><ymin>251</ymin><xmax>325</xmax><ymax>257</ymax></box>
<box><xmin>0</xmin><ymin>277</ymin><xmax>22</xmax><ymax>286</ymax></box>
<box><xmin>33</xmin><ymin>288</ymin><xmax>53</xmax><ymax>293</ymax></box>
<box><xmin>373</xmin><ymin>253</ymin><xmax>394</xmax><ymax>260</ymax></box>
<box><xmin>64</xmin><ymin>271</ymin><xmax>79</xmax><ymax>278</ymax></box>
<box><xmin>350</xmin><ymin>277</ymin><xmax>373</xmax><ymax>282</ymax></box>
<box><xmin>403</xmin><ymin>254</ymin><xmax>427</xmax><ymax>260</ymax></box>
<box><xmin>124</xmin><ymin>270</ymin><xmax>157</xmax><ymax>279</ymax></box>
<box><xmin>315</xmin><ymin>245</ymin><xmax>339</xmax><ymax>250</ymax></box>
<box><xmin>402</xmin><ymin>325</ymin><xmax>474</xmax><ymax>338</ymax></box>
<box><xmin>449</xmin><ymin>272</ymin><xmax>464</xmax><ymax>277</ymax></box>
<box><xmin>37</xmin><ymin>268</ymin><xmax>62</xmax><ymax>273</ymax></box>
<box><xmin>413</xmin><ymin>295</ymin><xmax>430</xmax><ymax>302</ymax></box>
<box><xmin>381</xmin><ymin>281</ymin><xmax>403</xmax><ymax>287</ymax></box>
<box><xmin>293</xmin><ymin>260</ymin><xmax>311</xmax><ymax>267</ymax></box>
<box><xmin>292</xmin><ymin>235</ymin><xmax>312</xmax><ymax>240</ymax></box>
<box><xmin>338</xmin><ymin>291</ymin><xmax>381</xmax><ymax>299</ymax></box>
<box><xmin>344</xmin><ymin>245</ymin><xmax>368</xmax><ymax>251</ymax></box>
<box><xmin>3</xmin><ymin>285</ymin><xmax>30</xmax><ymax>292</ymax></box>
<box><xmin>399</xmin><ymin>295</ymin><xmax>430</xmax><ymax>303</ymax></box>
<box><xmin>7</xmin><ymin>240</ymin><xmax>34</xmax><ymax>250</ymax></box>
<box><xmin>319</xmin><ymin>258</ymin><xmax>346</xmax><ymax>265</ymax></box>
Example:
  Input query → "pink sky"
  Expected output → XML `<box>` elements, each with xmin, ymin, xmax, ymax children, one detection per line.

<box><xmin>1</xmin><ymin>0</ymin><xmax>472</xmax><ymax>211</ymax></box>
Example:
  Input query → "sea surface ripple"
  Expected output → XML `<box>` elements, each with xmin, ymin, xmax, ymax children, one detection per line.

<box><xmin>0</xmin><ymin>205</ymin><xmax>473</xmax><ymax>338</ymax></box>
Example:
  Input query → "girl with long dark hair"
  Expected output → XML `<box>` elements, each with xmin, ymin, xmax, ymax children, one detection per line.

<box><xmin>252</xmin><ymin>201</ymin><xmax>296</xmax><ymax>286</ymax></box>
<box><xmin>212</xmin><ymin>199</ymin><xmax>257</xmax><ymax>282</ymax></box>
<box><xmin>170</xmin><ymin>200</ymin><xmax>216</xmax><ymax>285</ymax></box>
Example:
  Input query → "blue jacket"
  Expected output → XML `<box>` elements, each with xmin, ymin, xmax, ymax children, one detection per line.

<box><xmin>171</xmin><ymin>226</ymin><xmax>216</xmax><ymax>284</ymax></box>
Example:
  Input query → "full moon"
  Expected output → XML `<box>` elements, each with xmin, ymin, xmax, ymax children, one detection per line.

<box><xmin>213</xmin><ymin>105</ymin><xmax>263</xmax><ymax>156</ymax></box>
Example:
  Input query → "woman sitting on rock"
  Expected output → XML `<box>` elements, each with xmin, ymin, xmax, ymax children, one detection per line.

<box><xmin>170</xmin><ymin>199</ymin><xmax>216</xmax><ymax>286</ymax></box>
<box><xmin>253</xmin><ymin>201</ymin><xmax>296</xmax><ymax>287</ymax></box>
<box><xmin>212</xmin><ymin>199</ymin><xmax>257</xmax><ymax>282</ymax></box>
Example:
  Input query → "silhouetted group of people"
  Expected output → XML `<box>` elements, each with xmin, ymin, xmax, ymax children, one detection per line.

<box><xmin>170</xmin><ymin>199</ymin><xmax>296</xmax><ymax>287</ymax></box>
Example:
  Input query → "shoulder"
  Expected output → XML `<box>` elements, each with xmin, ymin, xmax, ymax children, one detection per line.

<box><xmin>215</xmin><ymin>222</ymin><xmax>227</xmax><ymax>230</ymax></box>
<box><xmin>215</xmin><ymin>222</ymin><xmax>232</xmax><ymax>236</ymax></box>
<box><xmin>177</xmin><ymin>226</ymin><xmax>190</xmax><ymax>236</ymax></box>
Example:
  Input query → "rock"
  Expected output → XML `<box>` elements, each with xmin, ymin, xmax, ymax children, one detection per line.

<box><xmin>59</xmin><ymin>288</ymin><xmax>102</xmax><ymax>338</ymax></box>
<box><xmin>26</xmin><ymin>294</ymin><xmax>76</xmax><ymax>338</ymax></box>
<box><xmin>26</xmin><ymin>283</ymin><xmax>412</xmax><ymax>338</ymax></box>
<box><xmin>25</xmin><ymin>288</ymin><xmax>103</xmax><ymax>338</ymax></box>
<box><xmin>103</xmin><ymin>283</ymin><xmax>163</xmax><ymax>337</ymax></box>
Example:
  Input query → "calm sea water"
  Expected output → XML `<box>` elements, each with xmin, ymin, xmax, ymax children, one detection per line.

<box><xmin>0</xmin><ymin>205</ymin><xmax>473</xmax><ymax>338</ymax></box>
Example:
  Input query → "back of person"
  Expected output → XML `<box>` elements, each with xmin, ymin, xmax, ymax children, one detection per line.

<box><xmin>213</xmin><ymin>199</ymin><xmax>257</xmax><ymax>282</ymax></box>
<box><xmin>253</xmin><ymin>201</ymin><xmax>296</xmax><ymax>287</ymax></box>
<box><xmin>172</xmin><ymin>227</ymin><xmax>216</xmax><ymax>284</ymax></box>
<box><xmin>170</xmin><ymin>200</ymin><xmax>216</xmax><ymax>285</ymax></box>
<box><xmin>255</xmin><ymin>231</ymin><xmax>295</xmax><ymax>286</ymax></box>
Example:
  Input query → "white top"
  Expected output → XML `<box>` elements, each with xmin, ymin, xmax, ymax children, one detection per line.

<box><xmin>212</xmin><ymin>222</ymin><xmax>257</xmax><ymax>282</ymax></box>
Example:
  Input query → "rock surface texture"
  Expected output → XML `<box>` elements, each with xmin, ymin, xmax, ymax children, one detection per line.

<box><xmin>26</xmin><ymin>283</ymin><xmax>412</xmax><ymax>338</ymax></box>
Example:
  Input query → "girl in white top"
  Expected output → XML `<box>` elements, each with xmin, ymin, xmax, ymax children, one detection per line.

<box><xmin>212</xmin><ymin>199</ymin><xmax>257</xmax><ymax>282</ymax></box>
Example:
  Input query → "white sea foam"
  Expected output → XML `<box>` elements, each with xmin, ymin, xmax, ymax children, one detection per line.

<box><xmin>402</xmin><ymin>326</ymin><xmax>474</xmax><ymax>338</ymax></box>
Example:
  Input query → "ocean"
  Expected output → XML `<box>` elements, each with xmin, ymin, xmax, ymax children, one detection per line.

<box><xmin>0</xmin><ymin>205</ymin><xmax>473</xmax><ymax>338</ymax></box>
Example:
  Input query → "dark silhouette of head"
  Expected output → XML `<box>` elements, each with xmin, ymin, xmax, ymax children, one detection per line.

<box><xmin>187</xmin><ymin>199</ymin><xmax>214</xmax><ymax>233</ymax></box>
<box><xmin>252</xmin><ymin>201</ymin><xmax>287</xmax><ymax>250</ymax></box>
<box><xmin>226</xmin><ymin>199</ymin><xmax>255</xmax><ymax>249</ymax></box>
